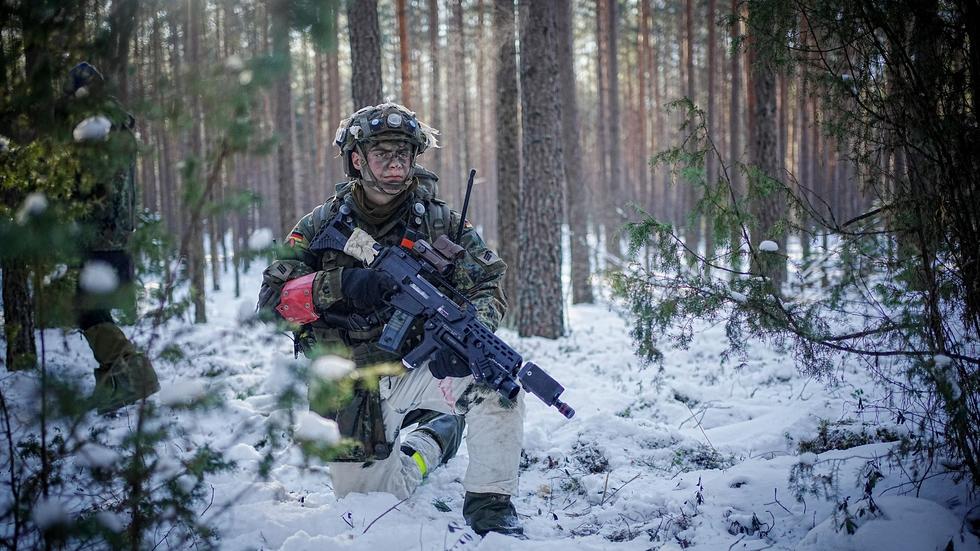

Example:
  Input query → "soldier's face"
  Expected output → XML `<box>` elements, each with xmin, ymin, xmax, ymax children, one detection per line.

<box><xmin>353</xmin><ymin>141</ymin><xmax>412</xmax><ymax>184</ymax></box>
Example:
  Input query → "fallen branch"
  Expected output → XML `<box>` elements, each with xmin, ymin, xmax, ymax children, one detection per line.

<box><xmin>602</xmin><ymin>473</ymin><xmax>641</xmax><ymax>505</ymax></box>
<box><xmin>362</xmin><ymin>496</ymin><xmax>410</xmax><ymax>534</ymax></box>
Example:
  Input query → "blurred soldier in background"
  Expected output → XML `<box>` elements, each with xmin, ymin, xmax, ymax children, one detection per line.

<box><xmin>63</xmin><ymin>61</ymin><xmax>159</xmax><ymax>414</ymax></box>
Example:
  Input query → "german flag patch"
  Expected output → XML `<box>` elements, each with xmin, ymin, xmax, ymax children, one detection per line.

<box><xmin>286</xmin><ymin>232</ymin><xmax>306</xmax><ymax>247</ymax></box>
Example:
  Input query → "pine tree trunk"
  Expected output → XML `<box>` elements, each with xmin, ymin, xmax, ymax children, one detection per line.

<box><xmin>348</xmin><ymin>0</ymin><xmax>383</xmax><ymax>108</ymax></box>
<box><xmin>596</xmin><ymin>0</ymin><xmax>609</xmax><ymax>236</ymax></box>
<box><xmin>397</xmin><ymin>0</ymin><xmax>412</xmax><ymax>105</ymax></box>
<box><xmin>272</xmin><ymin>0</ymin><xmax>296</xmax><ymax>236</ymax></box>
<box><xmin>493</xmin><ymin>0</ymin><xmax>520</xmax><ymax>326</ymax></box>
<box><xmin>518</xmin><ymin>0</ymin><xmax>565</xmax><ymax>339</ymax></box>
<box><xmin>427</xmin><ymin>0</ymin><xmax>443</xmax><ymax>179</ymax></box>
<box><xmin>705</xmin><ymin>0</ymin><xmax>718</xmax><ymax>258</ymax></box>
<box><xmin>638</xmin><ymin>0</ymin><xmax>651</xmax><ymax>210</ymax></box>
<box><xmin>188</xmin><ymin>0</ymin><xmax>207</xmax><ymax>323</ymax></box>
<box><xmin>326</xmin><ymin>5</ymin><xmax>342</xmax><ymax>184</ymax></box>
<box><xmin>558</xmin><ymin>0</ymin><xmax>594</xmax><ymax>305</ymax></box>
<box><xmin>604</xmin><ymin>0</ymin><xmax>622</xmax><ymax>260</ymax></box>
<box><xmin>747</xmin><ymin>4</ymin><xmax>785</xmax><ymax>290</ymax></box>
<box><xmin>2</xmin><ymin>261</ymin><xmax>36</xmax><ymax>371</ymax></box>
<box><xmin>729</xmin><ymin>0</ymin><xmax>742</xmax><ymax>271</ymax></box>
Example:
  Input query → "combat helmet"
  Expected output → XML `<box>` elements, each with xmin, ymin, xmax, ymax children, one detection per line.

<box><xmin>64</xmin><ymin>61</ymin><xmax>104</xmax><ymax>98</ymax></box>
<box><xmin>334</xmin><ymin>102</ymin><xmax>439</xmax><ymax>182</ymax></box>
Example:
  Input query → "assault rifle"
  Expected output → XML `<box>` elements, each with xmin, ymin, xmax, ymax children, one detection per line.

<box><xmin>308</xmin><ymin>201</ymin><xmax>575</xmax><ymax>419</ymax></box>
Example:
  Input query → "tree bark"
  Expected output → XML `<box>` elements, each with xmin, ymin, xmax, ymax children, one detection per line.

<box><xmin>187</xmin><ymin>0</ymin><xmax>208</xmax><ymax>322</ymax></box>
<box><xmin>604</xmin><ymin>0</ymin><xmax>622</xmax><ymax>259</ymax></box>
<box><xmin>347</xmin><ymin>0</ymin><xmax>383</xmax><ymax>108</ymax></box>
<box><xmin>518</xmin><ymin>0</ymin><xmax>565</xmax><ymax>338</ymax></box>
<box><xmin>494</xmin><ymin>0</ymin><xmax>520</xmax><ymax>325</ymax></box>
<box><xmin>706</xmin><ymin>0</ymin><xmax>718</xmax><ymax>258</ymax></box>
<box><xmin>426</xmin><ymin>0</ymin><xmax>442</xmax><ymax>179</ymax></box>
<box><xmin>272</xmin><ymin>0</ymin><xmax>297</xmax><ymax>237</ymax></box>
<box><xmin>747</xmin><ymin>2</ymin><xmax>786</xmax><ymax>289</ymax></box>
<box><xmin>326</xmin><ymin>4</ymin><xmax>342</xmax><ymax>184</ymax></box>
<box><xmin>397</xmin><ymin>0</ymin><xmax>412</xmax><ymax>105</ymax></box>
<box><xmin>558</xmin><ymin>0</ymin><xmax>593</xmax><ymax>304</ymax></box>
<box><xmin>729</xmin><ymin>0</ymin><xmax>742</xmax><ymax>269</ymax></box>
<box><xmin>2</xmin><ymin>261</ymin><xmax>36</xmax><ymax>371</ymax></box>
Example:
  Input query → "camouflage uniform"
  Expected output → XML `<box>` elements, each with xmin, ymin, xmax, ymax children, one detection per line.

<box><xmin>258</xmin><ymin>169</ymin><xmax>526</xmax><ymax>499</ymax></box>
<box><xmin>65</xmin><ymin>62</ymin><xmax>159</xmax><ymax>413</ymax></box>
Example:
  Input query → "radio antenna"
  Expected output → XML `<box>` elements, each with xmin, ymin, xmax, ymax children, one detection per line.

<box><xmin>455</xmin><ymin>168</ymin><xmax>477</xmax><ymax>243</ymax></box>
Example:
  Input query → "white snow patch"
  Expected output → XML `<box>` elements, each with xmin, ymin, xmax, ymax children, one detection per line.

<box><xmin>225</xmin><ymin>54</ymin><xmax>244</xmax><ymax>71</ymax></box>
<box><xmin>43</xmin><ymin>263</ymin><xmax>69</xmax><ymax>285</ymax></box>
<box><xmin>294</xmin><ymin>411</ymin><xmax>340</xmax><ymax>445</ymax></box>
<box><xmin>236</xmin><ymin>299</ymin><xmax>258</xmax><ymax>323</ymax></box>
<box><xmin>730</xmin><ymin>291</ymin><xmax>748</xmax><ymax>303</ymax></box>
<box><xmin>248</xmin><ymin>227</ymin><xmax>274</xmax><ymax>250</ymax></box>
<box><xmin>797</xmin><ymin>452</ymin><xmax>818</xmax><ymax>466</ymax></box>
<box><xmin>933</xmin><ymin>354</ymin><xmax>952</xmax><ymax>367</ymax></box>
<box><xmin>73</xmin><ymin>115</ymin><xmax>112</xmax><ymax>142</ymax></box>
<box><xmin>310</xmin><ymin>355</ymin><xmax>354</xmax><ymax>382</ymax></box>
<box><xmin>16</xmin><ymin>192</ymin><xmax>48</xmax><ymax>224</ymax></box>
<box><xmin>238</xmin><ymin>69</ymin><xmax>253</xmax><ymax>85</ymax></box>
<box><xmin>79</xmin><ymin>261</ymin><xmax>119</xmax><ymax>294</ymax></box>
<box><xmin>32</xmin><ymin>497</ymin><xmax>70</xmax><ymax>530</ymax></box>
<box><xmin>227</xmin><ymin>443</ymin><xmax>262</xmax><ymax>463</ymax></box>
<box><xmin>758</xmin><ymin>240</ymin><xmax>779</xmax><ymax>252</ymax></box>
<box><xmin>0</xmin><ymin>134</ymin><xmax>9</xmax><ymax>152</ymax></box>
<box><xmin>75</xmin><ymin>443</ymin><xmax>121</xmax><ymax>469</ymax></box>
<box><xmin>176</xmin><ymin>474</ymin><xmax>197</xmax><ymax>493</ymax></box>
<box><xmin>796</xmin><ymin>496</ymin><xmax>979</xmax><ymax>551</ymax></box>
<box><xmin>158</xmin><ymin>380</ymin><xmax>208</xmax><ymax>406</ymax></box>
<box><xmin>154</xmin><ymin>455</ymin><xmax>182</xmax><ymax>479</ymax></box>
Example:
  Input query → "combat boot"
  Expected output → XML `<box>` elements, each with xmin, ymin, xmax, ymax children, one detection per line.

<box><xmin>462</xmin><ymin>492</ymin><xmax>525</xmax><ymax>538</ymax></box>
<box><xmin>83</xmin><ymin>322</ymin><xmax>160</xmax><ymax>414</ymax></box>
<box><xmin>400</xmin><ymin>411</ymin><xmax>466</xmax><ymax>477</ymax></box>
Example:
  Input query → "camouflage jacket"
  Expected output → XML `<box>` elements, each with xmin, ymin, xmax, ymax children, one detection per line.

<box><xmin>258</xmin><ymin>170</ymin><xmax>508</xmax><ymax>367</ymax></box>
<box><xmin>70</xmin><ymin>96</ymin><xmax>139</xmax><ymax>251</ymax></box>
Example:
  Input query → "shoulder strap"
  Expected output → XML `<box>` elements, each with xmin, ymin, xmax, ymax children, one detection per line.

<box><xmin>424</xmin><ymin>198</ymin><xmax>453</xmax><ymax>242</ymax></box>
<box><xmin>312</xmin><ymin>192</ymin><xmax>344</xmax><ymax>234</ymax></box>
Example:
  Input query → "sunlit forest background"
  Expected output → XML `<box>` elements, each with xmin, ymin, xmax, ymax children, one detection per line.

<box><xmin>2</xmin><ymin>0</ymin><xmax>980</xmax><ymax>546</ymax></box>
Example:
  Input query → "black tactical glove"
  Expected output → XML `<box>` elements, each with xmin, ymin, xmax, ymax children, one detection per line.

<box><xmin>428</xmin><ymin>348</ymin><xmax>471</xmax><ymax>379</ymax></box>
<box><xmin>341</xmin><ymin>268</ymin><xmax>398</xmax><ymax>311</ymax></box>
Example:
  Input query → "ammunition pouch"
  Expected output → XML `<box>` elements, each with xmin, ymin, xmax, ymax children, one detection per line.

<box><xmin>331</xmin><ymin>385</ymin><xmax>393</xmax><ymax>462</ymax></box>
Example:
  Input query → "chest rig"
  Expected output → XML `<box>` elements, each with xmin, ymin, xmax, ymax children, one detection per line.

<box><xmin>302</xmin><ymin>177</ymin><xmax>455</xmax><ymax>358</ymax></box>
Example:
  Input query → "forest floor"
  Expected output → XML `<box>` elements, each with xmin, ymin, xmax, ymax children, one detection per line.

<box><xmin>3</xmin><ymin>264</ymin><xmax>979</xmax><ymax>550</ymax></box>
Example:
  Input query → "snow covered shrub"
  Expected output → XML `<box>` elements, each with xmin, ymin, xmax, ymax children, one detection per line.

<box><xmin>612</xmin><ymin>0</ymin><xmax>980</xmax><ymax>488</ymax></box>
<box><xmin>794</xmin><ymin>419</ymin><xmax>902</xmax><ymax>455</ymax></box>
<box><xmin>0</xmin><ymin>375</ymin><xmax>234</xmax><ymax>548</ymax></box>
<box><xmin>671</xmin><ymin>443</ymin><xmax>737</xmax><ymax>473</ymax></box>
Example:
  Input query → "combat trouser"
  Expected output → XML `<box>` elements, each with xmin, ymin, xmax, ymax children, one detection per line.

<box><xmin>328</xmin><ymin>364</ymin><xmax>525</xmax><ymax>500</ymax></box>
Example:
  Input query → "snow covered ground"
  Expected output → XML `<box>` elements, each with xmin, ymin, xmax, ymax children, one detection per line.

<box><xmin>3</xmin><ymin>263</ymin><xmax>979</xmax><ymax>551</ymax></box>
